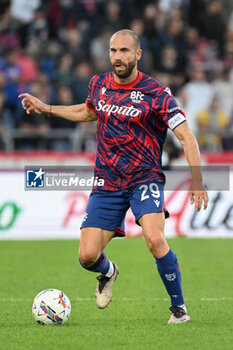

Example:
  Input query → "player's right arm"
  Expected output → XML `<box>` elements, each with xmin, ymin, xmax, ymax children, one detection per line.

<box><xmin>18</xmin><ymin>93</ymin><xmax>97</xmax><ymax>122</ymax></box>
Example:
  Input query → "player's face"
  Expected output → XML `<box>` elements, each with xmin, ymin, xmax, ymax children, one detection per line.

<box><xmin>109</xmin><ymin>34</ymin><xmax>141</xmax><ymax>79</ymax></box>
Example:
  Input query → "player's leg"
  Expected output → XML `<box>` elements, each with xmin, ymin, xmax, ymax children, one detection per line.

<box><xmin>138</xmin><ymin>212</ymin><xmax>169</xmax><ymax>257</ymax></box>
<box><xmin>79</xmin><ymin>227</ymin><xmax>119</xmax><ymax>309</ymax></box>
<box><xmin>139</xmin><ymin>212</ymin><xmax>190</xmax><ymax>324</ymax></box>
<box><xmin>79</xmin><ymin>189</ymin><xmax>129</xmax><ymax>309</ymax></box>
<box><xmin>130</xmin><ymin>182</ymin><xmax>190</xmax><ymax>323</ymax></box>
<box><xmin>79</xmin><ymin>227</ymin><xmax>115</xmax><ymax>273</ymax></box>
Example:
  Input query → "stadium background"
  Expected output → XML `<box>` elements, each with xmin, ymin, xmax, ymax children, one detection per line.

<box><xmin>0</xmin><ymin>2</ymin><xmax>233</xmax><ymax>349</ymax></box>
<box><xmin>0</xmin><ymin>0</ymin><xmax>232</xmax><ymax>239</ymax></box>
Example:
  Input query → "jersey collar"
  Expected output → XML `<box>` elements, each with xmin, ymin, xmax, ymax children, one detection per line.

<box><xmin>111</xmin><ymin>71</ymin><xmax>143</xmax><ymax>89</ymax></box>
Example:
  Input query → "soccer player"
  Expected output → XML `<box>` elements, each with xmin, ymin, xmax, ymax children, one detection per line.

<box><xmin>19</xmin><ymin>29</ymin><xmax>209</xmax><ymax>324</ymax></box>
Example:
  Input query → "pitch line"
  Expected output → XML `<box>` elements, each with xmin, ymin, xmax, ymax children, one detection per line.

<box><xmin>0</xmin><ymin>297</ymin><xmax>232</xmax><ymax>302</ymax></box>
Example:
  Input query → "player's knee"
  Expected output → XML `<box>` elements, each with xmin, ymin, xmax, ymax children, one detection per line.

<box><xmin>79</xmin><ymin>249</ymin><xmax>99</xmax><ymax>268</ymax></box>
<box><xmin>145</xmin><ymin>231</ymin><xmax>167</xmax><ymax>255</ymax></box>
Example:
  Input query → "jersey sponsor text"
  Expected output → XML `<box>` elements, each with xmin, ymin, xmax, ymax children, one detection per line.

<box><xmin>96</xmin><ymin>99</ymin><xmax>141</xmax><ymax>117</ymax></box>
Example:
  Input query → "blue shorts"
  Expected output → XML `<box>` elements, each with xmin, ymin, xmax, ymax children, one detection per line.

<box><xmin>80</xmin><ymin>181</ymin><xmax>169</xmax><ymax>237</ymax></box>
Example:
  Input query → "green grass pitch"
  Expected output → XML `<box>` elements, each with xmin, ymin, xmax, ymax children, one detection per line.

<box><xmin>0</xmin><ymin>237</ymin><xmax>233</xmax><ymax>350</ymax></box>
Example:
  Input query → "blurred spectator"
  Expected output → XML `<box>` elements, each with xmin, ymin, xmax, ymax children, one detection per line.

<box><xmin>94</xmin><ymin>1</ymin><xmax>126</xmax><ymax>35</ymax></box>
<box><xmin>154</xmin><ymin>43</ymin><xmax>185</xmax><ymax>94</ymax></box>
<box><xmin>0</xmin><ymin>1</ymin><xmax>11</xmax><ymax>35</ymax></box>
<box><xmin>0</xmin><ymin>93</ymin><xmax>6</xmax><ymax>149</ymax></box>
<box><xmin>159</xmin><ymin>0</ymin><xmax>189</xmax><ymax>13</ymax></box>
<box><xmin>18</xmin><ymin>82</ymin><xmax>50</xmax><ymax>149</ymax></box>
<box><xmin>53</xmin><ymin>53</ymin><xmax>73</xmax><ymax>86</ymax></box>
<box><xmin>187</xmin><ymin>37</ymin><xmax>220</xmax><ymax>79</ymax></box>
<box><xmin>90</xmin><ymin>31</ymin><xmax>113</xmax><ymax>73</ymax></box>
<box><xmin>154</xmin><ymin>18</ymin><xmax>187</xmax><ymax>70</ymax></box>
<box><xmin>189</xmin><ymin>0</ymin><xmax>206</xmax><ymax>28</ymax></box>
<box><xmin>59</xmin><ymin>0</ymin><xmax>78</xmax><ymax>28</ymax></box>
<box><xmin>49</xmin><ymin>85</ymin><xmax>77</xmax><ymax>150</ymax></box>
<box><xmin>58</xmin><ymin>0</ymin><xmax>100</xmax><ymax>29</ymax></box>
<box><xmin>10</xmin><ymin>0</ymin><xmax>41</xmax><ymax>47</ymax></box>
<box><xmin>213</xmin><ymin>68</ymin><xmax>233</xmax><ymax>125</ymax></box>
<box><xmin>229</xmin><ymin>10</ymin><xmax>233</xmax><ymax>30</ymax></box>
<box><xmin>223</xmin><ymin>39</ymin><xmax>233</xmax><ymax>71</ymax></box>
<box><xmin>155</xmin><ymin>44</ymin><xmax>183</xmax><ymax>74</ymax></box>
<box><xmin>0</xmin><ymin>0</ymin><xmax>10</xmax><ymax>15</ymax></box>
<box><xmin>184</xmin><ymin>27</ymin><xmax>199</xmax><ymax>58</ymax></box>
<box><xmin>27</xmin><ymin>8</ymin><xmax>49</xmax><ymax>52</ymax></box>
<box><xmin>1</xmin><ymin>50</ymin><xmax>21</xmax><ymax>127</ymax></box>
<box><xmin>40</xmin><ymin>55</ymin><xmax>56</xmax><ymax>81</ymax></box>
<box><xmin>60</xmin><ymin>28</ymin><xmax>87</xmax><ymax>62</ymax></box>
<box><xmin>71</xmin><ymin>62</ymin><xmax>92</xmax><ymax>103</ymax></box>
<box><xmin>158</xmin><ymin>1</ymin><xmax>188</xmax><ymax>33</ymax></box>
<box><xmin>0</xmin><ymin>69</ymin><xmax>17</xmax><ymax>129</ymax></box>
<box><xmin>129</xmin><ymin>19</ymin><xmax>152</xmax><ymax>73</ymax></box>
<box><xmin>36</xmin><ymin>73</ymin><xmax>55</xmax><ymax>104</ymax></box>
<box><xmin>152</xmin><ymin>71</ymin><xmax>172</xmax><ymax>87</ymax></box>
<box><xmin>46</xmin><ymin>0</ymin><xmax>60</xmax><ymax>40</ymax></box>
<box><xmin>0</xmin><ymin>84</ymin><xmax>10</xmax><ymax>149</ymax></box>
<box><xmin>81</xmin><ymin>121</ymin><xmax>97</xmax><ymax>152</ymax></box>
<box><xmin>196</xmin><ymin>0</ymin><xmax>226</xmax><ymax>57</ymax></box>
<box><xmin>179</xmin><ymin>66</ymin><xmax>214</xmax><ymax>135</ymax></box>
<box><xmin>142</xmin><ymin>3</ymin><xmax>158</xmax><ymax>39</ymax></box>
<box><xmin>197</xmin><ymin>97</ymin><xmax>228</xmax><ymax>151</ymax></box>
<box><xmin>16</xmin><ymin>49</ymin><xmax>39</xmax><ymax>83</ymax></box>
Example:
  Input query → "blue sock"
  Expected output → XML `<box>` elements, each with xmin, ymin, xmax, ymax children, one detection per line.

<box><xmin>79</xmin><ymin>252</ymin><xmax>110</xmax><ymax>275</ymax></box>
<box><xmin>155</xmin><ymin>249</ymin><xmax>184</xmax><ymax>306</ymax></box>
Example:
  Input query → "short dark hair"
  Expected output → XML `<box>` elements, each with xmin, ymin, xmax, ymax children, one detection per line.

<box><xmin>112</xmin><ymin>29</ymin><xmax>140</xmax><ymax>49</ymax></box>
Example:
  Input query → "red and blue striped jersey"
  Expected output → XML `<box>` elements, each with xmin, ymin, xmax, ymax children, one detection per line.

<box><xmin>86</xmin><ymin>71</ymin><xmax>186</xmax><ymax>190</ymax></box>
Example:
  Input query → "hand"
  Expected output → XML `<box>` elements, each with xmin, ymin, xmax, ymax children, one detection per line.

<box><xmin>189</xmin><ymin>182</ymin><xmax>209</xmax><ymax>211</ymax></box>
<box><xmin>18</xmin><ymin>93</ymin><xmax>49</xmax><ymax>115</ymax></box>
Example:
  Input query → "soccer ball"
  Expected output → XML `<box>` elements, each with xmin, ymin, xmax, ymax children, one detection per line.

<box><xmin>32</xmin><ymin>289</ymin><xmax>71</xmax><ymax>325</ymax></box>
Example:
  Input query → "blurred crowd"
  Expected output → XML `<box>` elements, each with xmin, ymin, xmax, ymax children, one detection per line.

<box><xmin>0</xmin><ymin>0</ymin><xmax>233</xmax><ymax>154</ymax></box>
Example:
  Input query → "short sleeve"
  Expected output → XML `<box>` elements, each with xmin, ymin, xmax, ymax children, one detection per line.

<box><xmin>155</xmin><ymin>87</ymin><xmax>186</xmax><ymax>131</ymax></box>
<box><xmin>85</xmin><ymin>76</ymin><xmax>96</xmax><ymax>113</ymax></box>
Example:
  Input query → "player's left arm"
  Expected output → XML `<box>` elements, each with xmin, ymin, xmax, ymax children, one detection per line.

<box><xmin>173</xmin><ymin>121</ymin><xmax>209</xmax><ymax>211</ymax></box>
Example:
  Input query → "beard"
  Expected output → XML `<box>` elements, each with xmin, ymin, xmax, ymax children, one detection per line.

<box><xmin>112</xmin><ymin>60</ymin><xmax>136</xmax><ymax>79</ymax></box>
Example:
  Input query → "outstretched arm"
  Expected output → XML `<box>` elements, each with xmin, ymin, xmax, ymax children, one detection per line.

<box><xmin>18</xmin><ymin>93</ymin><xmax>97</xmax><ymax>122</ymax></box>
<box><xmin>173</xmin><ymin>121</ymin><xmax>209</xmax><ymax>211</ymax></box>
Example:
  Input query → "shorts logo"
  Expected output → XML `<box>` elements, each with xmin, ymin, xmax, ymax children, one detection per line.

<box><xmin>165</xmin><ymin>273</ymin><xmax>176</xmax><ymax>281</ymax></box>
<box><xmin>154</xmin><ymin>200</ymin><xmax>160</xmax><ymax>207</ymax></box>
<box><xmin>82</xmin><ymin>212</ymin><xmax>88</xmax><ymax>223</ymax></box>
<box><xmin>26</xmin><ymin>168</ymin><xmax>45</xmax><ymax>188</ymax></box>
